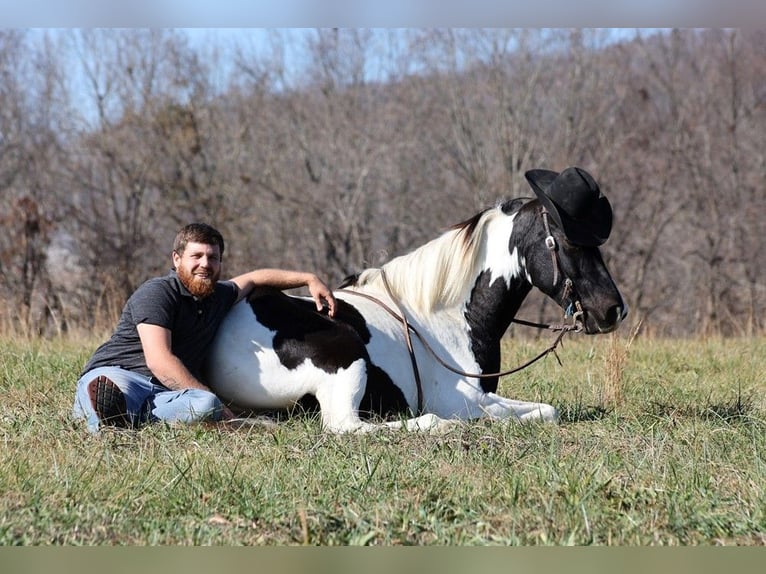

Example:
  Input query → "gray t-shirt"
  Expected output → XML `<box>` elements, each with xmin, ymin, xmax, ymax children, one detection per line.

<box><xmin>81</xmin><ymin>271</ymin><xmax>239</xmax><ymax>381</ymax></box>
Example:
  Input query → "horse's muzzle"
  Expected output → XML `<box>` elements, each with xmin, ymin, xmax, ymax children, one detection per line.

<box><xmin>583</xmin><ymin>303</ymin><xmax>628</xmax><ymax>334</ymax></box>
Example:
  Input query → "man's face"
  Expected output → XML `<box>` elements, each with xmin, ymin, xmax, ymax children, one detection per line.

<box><xmin>172</xmin><ymin>241</ymin><xmax>222</xmax><ymax>298</ymax></box>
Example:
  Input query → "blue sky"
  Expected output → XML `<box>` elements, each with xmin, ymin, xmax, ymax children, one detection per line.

<box><xmin>1</xmin><ymin>0</ymin><xmax>761</xmax><ymax>27</ymax></box>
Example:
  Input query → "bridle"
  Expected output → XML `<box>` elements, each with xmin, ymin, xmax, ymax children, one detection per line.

<box><xmin>539</xmin><ymin>207</ymin><xmax>585</xmax><ymax>326</ymax></box>
<box><xmin>336</xmin><ymin>207</ymin><xmax>584</xmax><ymax>415</ymax></box>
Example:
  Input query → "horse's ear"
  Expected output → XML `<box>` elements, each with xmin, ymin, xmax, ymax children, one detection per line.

<box><xmin>500</xmin><ymin>197</ymin><xmax>532</xmax><ymax>214</ymax></box>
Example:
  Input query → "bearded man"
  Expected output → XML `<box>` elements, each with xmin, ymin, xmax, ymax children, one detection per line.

<box><xmin>73</xmin><ymin>222</ymin><xmax>336</xmax><ymax>432</ymax></box>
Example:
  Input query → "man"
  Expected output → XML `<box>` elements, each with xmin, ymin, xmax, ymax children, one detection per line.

<box><xmin>73</xmin><ymin>222</ymin><xmax>337</xmax><ymax>432</ymax></box>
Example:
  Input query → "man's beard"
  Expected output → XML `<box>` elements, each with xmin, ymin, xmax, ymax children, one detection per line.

<box><xmin>177</xmin><ymin>266</ymin><xmax>219</xmax><ymax>298</ymax></box>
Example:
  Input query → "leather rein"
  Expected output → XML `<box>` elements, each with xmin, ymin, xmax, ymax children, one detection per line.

<box><xmin>336</xmin><ymin>208</ymin><xmax>583</xmax><ymax>415</ymax></box>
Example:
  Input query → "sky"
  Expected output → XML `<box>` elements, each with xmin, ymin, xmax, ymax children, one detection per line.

<box><xmin>1</xmin><ymin>0</ymin><xmax>763</xmax><ymax>27</ymax></box>
<box><xmin>11</xmin><ymin>0</ymin><xmax>754</xmax><ymax>128</ymax></box>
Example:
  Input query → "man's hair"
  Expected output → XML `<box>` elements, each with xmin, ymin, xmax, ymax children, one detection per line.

<box><xmin>173</xmin><ymin>223</ymin><xmax>225</xmax><ymax>256</ymax></box>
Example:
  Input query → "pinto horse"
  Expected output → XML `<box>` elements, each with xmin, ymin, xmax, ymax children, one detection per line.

<box><xmin>204</xmin><ymin>196</ymin><xmax>626</xmax><ymax>433</ymax></box>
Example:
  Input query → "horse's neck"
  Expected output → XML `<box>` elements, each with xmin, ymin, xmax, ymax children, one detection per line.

<box><xmin>444</xmin><ymin>268</ymin><xmax>530</xmax><ymax>393</ymax></box>
<box><xmin>373</xmin><ymin>209</ymin><xmax>530</xmax><ymax>335</ymax></box>
<box><xmin>458</xmin><ymin>212</ymin><xmax>533</xmax><ymax>386</ymax></box>
<box><xmin>357</xmin><ymin>206</ymin><xmax>535</xmax><ymax>332</ymax></box>
<box><xmin>461</xmin><ymin>212</ymin><xmax>532</xmax><ymax>341</ymax></box>
<box><xmin>463</xmin><ymin>268</ymin><xmax>532</xmax><ymax>346</ymax></box>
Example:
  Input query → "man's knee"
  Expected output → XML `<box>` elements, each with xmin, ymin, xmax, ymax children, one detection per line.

<box><xmin>186</xmin><ymin>389</ymin><xmax>224</xmax><ymax>417</ymax></box>
<box><xmin>154</xmin><ymin>388</ymin><xmax>225</xmax><ymax>422</ymax></box>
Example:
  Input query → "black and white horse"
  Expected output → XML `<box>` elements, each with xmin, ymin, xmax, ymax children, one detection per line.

<box><xmin>205</xmin><ymin>184</ymin><xmax>626</xmax><ymax>432</ymax></box>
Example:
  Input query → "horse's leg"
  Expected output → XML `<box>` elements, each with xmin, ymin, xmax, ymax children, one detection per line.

<box><xmin>476</xmin><ymin>393</ymin><xmax>559</xmax><ymax>422</ymax></box>
<box><xmin>314</xmin><ymin>359</ymin><xmax>381</xmax><ymax>433</ymax></box>
<box><xmin>382</xmin><ymin>413</ymin><xmax>458</xmax><ymax>434</ymax></box>
<box><xmin>380</xmin><ymin>395</ymin><xmax>557</xmax><ymax>431</ymax></box>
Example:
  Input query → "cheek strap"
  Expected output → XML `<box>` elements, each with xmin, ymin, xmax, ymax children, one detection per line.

<box><xmin>541</xmin><ymin>208</ymin><xmax>560</xmax><ymax>286</ymax></box>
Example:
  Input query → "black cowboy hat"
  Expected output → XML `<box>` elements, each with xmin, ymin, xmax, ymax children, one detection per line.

<box><xmin>524</xmin><ymin>166</ymin><xmax>613</xmax><ymax>246</ymax></box>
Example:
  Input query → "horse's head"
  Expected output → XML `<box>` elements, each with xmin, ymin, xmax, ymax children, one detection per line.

<box><xmin>507</xmin><ymin>168</ymin><xmax>627</xmax><ymax>334</ymax></box>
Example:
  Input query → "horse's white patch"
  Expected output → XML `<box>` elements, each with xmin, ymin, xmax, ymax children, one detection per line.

<box><xmin>519</xmin><ymin>255</ymin><xmax>532</xmax><ymax>284</ymax></box>
<box><xmin>483</xmin><ymin>214</ymin><xmax>523</xmax><ymax>288</ymax></box>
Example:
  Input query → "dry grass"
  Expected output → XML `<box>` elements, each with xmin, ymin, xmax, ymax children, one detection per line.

<box><xmin>600</xmin><ymin>321</ymin><xmax>642</xmax><ymax>408</ymax></box>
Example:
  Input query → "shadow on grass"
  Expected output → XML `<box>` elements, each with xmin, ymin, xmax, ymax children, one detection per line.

<box><xmin>647</xmin><ymin>390</ymin><xmax>757</xmax><ymax>424</ymax></box>
<box><xmin>556</xmin><ymin>403</ymin><xmax>613</xmax><ymax>423</ymax></box>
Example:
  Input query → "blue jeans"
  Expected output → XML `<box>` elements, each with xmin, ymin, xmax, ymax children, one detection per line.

<box><xmin>73</xmin><ymin>366</ymin><xmax>227</xmax><ymax>433</ymax></box>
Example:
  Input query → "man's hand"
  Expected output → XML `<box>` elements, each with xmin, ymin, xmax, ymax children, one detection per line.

<box><xmin>307</xmin><ymin>274</ymin><xmax>337</xmax><ymax>317</ymax></box>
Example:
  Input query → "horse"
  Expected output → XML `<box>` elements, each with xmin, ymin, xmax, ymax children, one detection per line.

<box><xmin>204</xmin><ymin>192</ymin><xmax>626</xmax><ymax>433</ymax></box>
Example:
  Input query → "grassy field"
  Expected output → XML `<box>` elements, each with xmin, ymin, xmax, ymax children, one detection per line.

<box><xmin>0</xmin><ymin>332</ymin><xmax>764</xmax><ymax>545</ymax></box>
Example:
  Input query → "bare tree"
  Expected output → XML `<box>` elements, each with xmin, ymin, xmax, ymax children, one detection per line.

<box><xmin>231</xmin><ymin>29</ymin><xmax>425</xmax><ymax>281</ymax></box>
<box><xmin>0</xmin><ymin>30</ymin><xmax>71</xmax><ymax>335</ymax></box>
<box><xmin>58</xmin><ymin>29</ymin><xmax>229</xmax><ymax>327</ymax></box>
<box><xmin>2</xmin><ymin>28</ymin><xmax>763</xmax><ymax>337</ymax></box>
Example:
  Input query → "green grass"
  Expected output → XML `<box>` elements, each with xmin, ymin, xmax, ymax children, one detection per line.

<box><xmin>0</xmin><ymin>334</ymin><xmax>764</xmax><ymax>545</ymax></box>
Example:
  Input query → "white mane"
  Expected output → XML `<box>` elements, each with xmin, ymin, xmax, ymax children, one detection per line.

<box><xmin>355</xmin><ymin>206</ymin><xmax>512</xmax><ymax>315</ymax></box>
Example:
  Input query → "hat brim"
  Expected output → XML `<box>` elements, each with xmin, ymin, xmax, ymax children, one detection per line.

<box><xmin>525</xmin><ymin>169</ymin><xmax>612</xmax><ymax>247</ymax></box>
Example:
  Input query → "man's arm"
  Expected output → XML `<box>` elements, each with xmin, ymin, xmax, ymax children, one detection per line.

<box><xmin>136</xmin><ymin>323</ymin><xmax>211</xmax><ymax>391</ymax></box>
<box><xmin>136</xmin><ymin>323</ymin><xmax>234</xmax><ymax>419</ymax></box>
<box><xmin>230</xmin><ymin>268</ymin><xmax>337</xmax><ymax>316</ymax></box>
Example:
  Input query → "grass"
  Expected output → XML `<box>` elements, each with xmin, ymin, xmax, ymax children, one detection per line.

<box><xmin>0</xmin><ymin>333</ymin><xmax>764</xmax><ymax>545</ymax></box>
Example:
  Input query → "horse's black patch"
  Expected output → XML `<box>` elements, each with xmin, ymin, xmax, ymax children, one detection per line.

<box><xmin>333</xmin><ymin>298</ymin><xmax>373</xmax><ymax>344</ymax></box>
<box><xmin>464</xmin><ymin>270</ymin><xmax>531</xmax><ymax>393</ymax></box>
<box><xmin>250</xmin><ymin>292</ymin><xmax>367</xmax><ymax>372</ymax></box>
<box><xmin>359</xmin><ymin>363</ymin><xmax>409</xmax><ymax>418</ymax></box>
<box><xmin>249</xmin><ymin>290</ymin><xmax>407</xmax><ymax>417</ymax></box>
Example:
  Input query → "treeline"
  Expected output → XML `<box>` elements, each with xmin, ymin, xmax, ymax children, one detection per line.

<box><xmin>0</xmin><ymin>28</ymin><xmax>764</xmax><ymax>337</ymax></box>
